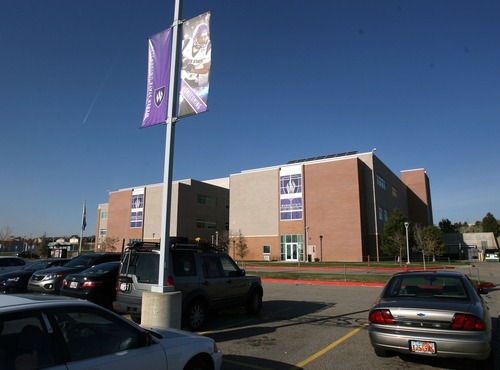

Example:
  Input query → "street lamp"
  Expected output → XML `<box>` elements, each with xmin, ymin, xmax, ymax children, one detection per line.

<box><xmin>305</xmin><ymin>226</ymin><xmax>309</xmax><ymax>263</ymax></box>
<box><xmin>319</xmin><ymin>235</ymin><xmax>323</xmax><ymax>262</ymax></box>
<box><xmin>404</xmin><ymin>222</ymin><xmax>410</xmax><ymax>264</ymax></box>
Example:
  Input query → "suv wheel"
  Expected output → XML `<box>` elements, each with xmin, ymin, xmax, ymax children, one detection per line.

<box><xmin>245</xmin><ymin>289</ymin><xmax>263</xmax><ymax>314</ymax></box>
<box><xmin>185</xmin><ymin>299</ymin><xmax>206</xmax><ymax>331</ymax></box>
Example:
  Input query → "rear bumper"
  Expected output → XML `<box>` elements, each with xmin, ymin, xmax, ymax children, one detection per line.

<box><xmin>369</xmin><ymin>325</ymin><xmax>491</xmax><ymax>360</ymax></box>
<box><xmin>113</xmin><ymin>295</ymin><xmax>142</xmax><ymax>315</ymax></box>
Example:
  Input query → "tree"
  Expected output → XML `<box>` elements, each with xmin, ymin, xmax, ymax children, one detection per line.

<box><xmin>39</xmin><ymin>233</ymin><xmax>49</xmax><ymax>258</ymax></box>
<box><xmin>217</xmin><ymin>230</ymin><xmax>230</xmax><ymax>253</ymax></box>
<box><xmin>0</xmin><ymin>226</ymin><xmax>13</xmax><ymax>244</ymax></box>
<box><xmin>413</xmin><ymin>224</ymin><xmax>444</xmax><ymax>262</ymax></box>
<box><xmin>482</xmin><ymin>212</ymin><xmax>499</xmax><ymax>237</ymax></box>
<box><xmin>235</xmin><ymin>230</ymin><xmax>248</xmax><ymax>263</ymax></box>
<box><xmin>380</xmin><ymin>209</ymin><xmax>409</xmax><ymax>260</ymax></box>
<box><xmin>98</xmin><ymin>236</ymin><xmax>119</xmax><ymax>252</ymax></box>
<box><xmin>438</xmin><ymin>218</ymin><xmax>457</xmax><ymax>233</ymax></box>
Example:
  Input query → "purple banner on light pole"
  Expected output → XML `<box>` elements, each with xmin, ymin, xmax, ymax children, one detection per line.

<box><xmin>141</xmin><ymin>28</ymin><xmax>173</xmax><ymax>128</ymax></box>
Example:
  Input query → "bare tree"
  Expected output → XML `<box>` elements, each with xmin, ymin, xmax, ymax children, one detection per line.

<box><xmin>387</xmin><ymin>232</ymin><xmax>407</xmax><ymax>265</ymax></box>
<box><xmin>0</xmin><ymin>226</ymin><xmax>14</xmax><ymax>243</ymax></box>
<box><xmin>98</xmin><ymin>236</ymin><xmax>120</xmax><ymax>252</ymax></box>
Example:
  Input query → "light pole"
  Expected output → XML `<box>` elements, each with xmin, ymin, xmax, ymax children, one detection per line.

<box><xmin>305</xmin><ymin>226</ymin><xmax>309</xmax><ymax>263</ymax></box>
<box><xmin>319</xmin><ymin>235</ymin><xmax>323</xmax><ymax>262</ymax></box>
<box><xmin>404</xmin><ymin>222</ymin><xmax>410</xmax><ymax>264</ymax></box>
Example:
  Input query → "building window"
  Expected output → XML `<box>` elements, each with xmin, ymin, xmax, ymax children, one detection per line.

<box><xmin>130</xmin><ymin>211</ymin><xmax>143</xmax><ymax>228</ymax></box>
<box><xmin>378</xmin><ymin>206</ymin><xmax>389</xmax><ymax>221</ymax></box>
<box><xmin>196</xmin><ymin>219</ymin><xmax>217</xmax><ymax>230</ymax></box>
<box><xmin>101</xmin><ymin>212</ymin><xmax>108</xmax><ymax>219</ymax></box>
<box><xmin>391</xmin><ymin>187</ymin><xmax>398</xmax><ymax>198</ymax></box>
<box><xmin>198</xmin><ymin>194</ymin><xmax>217</xmax><ymax>207</ymax></box>
<box><xmin>263</xmin><ymin>245</ymin><xmax>271</xmax><ymax>254</ymax></box>
<box><xmin>129</xmin><ymin>238</ymin><xmax>142</xmax><ymax>244</ymax></box>
<box><xmin>376</xmin><ymin>174</ymin><xmax>386</xmax><ymax>190</ymax></box>
<box><xmin>99</xmin><ymin>229</ymin><xmax>107</xmax><ymax>237</ymax></box>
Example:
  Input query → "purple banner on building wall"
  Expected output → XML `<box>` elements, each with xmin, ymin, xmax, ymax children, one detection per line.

<box><xmin>141</xmin><ymin>28</ymin><xmax>173</xmax><ymax>128</ymax></box>
<box><xmin>280</xmin><ymin>165</ymin><xmax>303</xmax><ymax>221</ymax></box>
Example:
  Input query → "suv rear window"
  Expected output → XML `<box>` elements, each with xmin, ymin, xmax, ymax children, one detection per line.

<box><xmin>122</xmin><ymin>252</ymin><xmax>159</xmax><ymax>284</ymax></box>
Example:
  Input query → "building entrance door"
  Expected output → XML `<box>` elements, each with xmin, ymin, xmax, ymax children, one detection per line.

<box><xmin>285</xmin><ymin>243</ymin><xmax>299</xmax><ymax>261</ymax></box>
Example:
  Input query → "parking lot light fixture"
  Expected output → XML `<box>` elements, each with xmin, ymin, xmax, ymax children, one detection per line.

<box><xmin>404</xmin><ymin>222</ymin><xmax>410</xmax><ymax>264</ymax></box>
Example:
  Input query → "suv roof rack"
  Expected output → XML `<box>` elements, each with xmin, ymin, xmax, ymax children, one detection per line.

<box><xmin>126</xmin><ymin>238</ymin><xmax>227</xmax><ymax>254</ymax></box>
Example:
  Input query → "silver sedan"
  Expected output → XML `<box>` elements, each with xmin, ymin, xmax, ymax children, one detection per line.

<box><xmin>368</xmin><ymin>270</ymin><xmax>491</xmax><ymax>360</ymax></box>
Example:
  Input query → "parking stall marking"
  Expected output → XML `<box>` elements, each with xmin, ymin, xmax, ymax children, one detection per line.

<box><xmin>292</xmin><ymin>325</ymin><xmax>367</xmax><ymax>369</ymax></box>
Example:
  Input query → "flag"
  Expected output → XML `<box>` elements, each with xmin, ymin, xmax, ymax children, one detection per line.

<box><xmin>141</xmin><ymin>28</ymin><xmax>173</xmax><ymax>128</ymax></box>
<box><xmin>178</xmin><ymin>12</ymin><xmax>212</xmax><ymax>117</ymax></box>
<box><xmin>82</xmin><ymin>201</ymin><xmax>87</xmax><ymax>231</ymax></box>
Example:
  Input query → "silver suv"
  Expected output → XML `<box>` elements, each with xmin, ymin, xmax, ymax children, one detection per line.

<box><xmin>113</xmin><ymin>242</ymin><xmax>263</xmax><ymax>331</ymax></box>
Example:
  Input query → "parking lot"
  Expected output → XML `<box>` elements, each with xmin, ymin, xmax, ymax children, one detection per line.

<box><xmin>198</xmin><ymin>264</ymin><xmax>500</xmax><ymax>370</ymax></box>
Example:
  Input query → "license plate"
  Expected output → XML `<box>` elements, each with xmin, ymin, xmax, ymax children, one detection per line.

<box><xmin>70</xmin><ymin>281</ymin><xmax>78</xmax><ymax>289</ymax></box>
<box><xmin>410</xmin><ymin>340</ymin><xmax>436</xmax><ymax>354</ymax></box>
<box><xmin>120</xmin><ymin>282</ymin><xmax>129</xmax><ymax>292</ymax></box>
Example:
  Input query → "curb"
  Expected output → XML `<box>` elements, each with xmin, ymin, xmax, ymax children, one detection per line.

<box><xmin>262</xmin><ymin>278</ymin><xmax>385</xmax><ymax>287</ymax></box>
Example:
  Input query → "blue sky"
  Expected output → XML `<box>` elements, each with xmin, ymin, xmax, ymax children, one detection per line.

<box><xmin>2</xmin><ymin>0</ymin><xmax>499</xmax><ymax>237</ymax></box>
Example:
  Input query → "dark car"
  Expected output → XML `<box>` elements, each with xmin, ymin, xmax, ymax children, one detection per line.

<box><xmin>113</xmin><ymin>241</ymin><xmax>263</xmax><ymax>331</ymax></box>
<box><xmin>28</xmin><ymin>253</ymin><xmax>121</xmax><ymax>294</ymax></box>
<box><xmin>368</xmin><ymin>270</ymin><xmax>491</xmax><ymax>360</ymax></box>
<box><xmin>0</xmin><ymin>258</ymin><xmax>70</xmax><ymax>294</ymax></box>
<box><xmin>60</xmin><ymin>261</ymin><xmax>120</xmax><ymax>308</ymax></box>
<box><xmin>17</xmin><ymin>251</ymin><xmax>41</xmax><ymax>259</ymax></box>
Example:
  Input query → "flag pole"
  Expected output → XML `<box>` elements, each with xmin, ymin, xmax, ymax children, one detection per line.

<box><xmin>79</xmin><ymin>200</ymin><xmax>86</xmax><ymax>255</ymax></box>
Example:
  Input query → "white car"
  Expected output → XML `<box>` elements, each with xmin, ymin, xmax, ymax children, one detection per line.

<box><xmin>0</xmin><ymin>294</ymin><xmax>222</xmax><ymax>370</ymax></box>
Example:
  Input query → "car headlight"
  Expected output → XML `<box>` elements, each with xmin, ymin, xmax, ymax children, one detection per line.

<box><xmin>6</xmin><ymin>277</ymin><xmax>20</xmax><ymax>282</ymax></box>
<box><xmin>43</xmin><ymin>274</ymin><xmax>64</xmax><ymax>281</ymax></box>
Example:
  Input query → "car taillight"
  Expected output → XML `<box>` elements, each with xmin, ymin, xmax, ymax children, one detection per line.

<box><xmin>166</xmin><ymin>276</ymin><xmax>174</xmax><ymax>286</ymax></box>
<box><xmin>82</xmin><ymin>281</ymin><xmax>102</xmax><ymax>288</ymax></box>
<box><xmin>451</xmin><ymin>313</ymin><xmax>485</xmax><ymax>330</ymax></box>
<box><xmin>369</xmin><ymin>309</ymin><xmax>395</xmax><ymax>325</ymax></box>
<box><xmin>62</xmin><ymin>279</ymin><xmax>68</xmax><ymax>287</ymax></box>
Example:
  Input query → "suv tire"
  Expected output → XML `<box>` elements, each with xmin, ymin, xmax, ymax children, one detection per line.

<box><xmin>184</xmin><ymin>299</ymin><xmax>207</xmax><ymax>331</ymax></box>
<box><xmin>245</xmin><ymin>289</ymin><xmax>263</xmax><ymax>314</ymax></box>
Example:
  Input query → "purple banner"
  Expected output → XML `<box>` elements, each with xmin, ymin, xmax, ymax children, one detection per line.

<box><xmin>141</xmin><ymin>28</ymin><xmax>172</xmax><ymax>128</ymax></box>
<box><xmin>178</xmin><ymin>12</ymin><xmax>211</xmax><ymax>118</ymax></box>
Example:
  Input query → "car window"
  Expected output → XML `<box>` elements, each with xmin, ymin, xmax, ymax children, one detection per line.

<box><xmin>201</xmin><ymin>256</ymin><xmax>224</xmax><ymax>278</ymax></box>
<box><xmin>84</xmin><ymin>262</ymin><xmax>119</xmax><ymax>275</ymax></box>
<box><xmin>385</xmin><ymin>275</ymin><xmax>467</xmax><ymax>298</ymax></box>
<box><xmin>0</xmin><ymin>312</ymin><xmax>57</xmax><ymax>369</ymax></box>
<box><xmin>127</xmin><ymin>253</ymin><xmax>159</xmax><ymax>283</ymax></box>
<box><xmin>172</xmin><ymin>251</ymin><xmax>197</xmax><ymax>277</ymax></box>
<box><xmin>219</xmin><ymin>255</ymin><xmax>240</xmax><ymax>277</ymax></box>
<box><xmin>52</xmin><ymin>308</ymin><xmax>144</xmax><ymax>362</ymax></box>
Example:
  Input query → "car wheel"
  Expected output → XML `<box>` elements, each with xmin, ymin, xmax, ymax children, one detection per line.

<box><xmin>130</xmin><ymin>314</ymin><xmax>141</xmax><ymax>324</ymax></box>
<box><xmin>185</xmin><ymin>300</ymin><xmax>206</xmax><ymax>331</ymax></box>
<box><xmin>245</xmin><ymin>290</ymin><xmax>263</xmax><ymax>314</ymax></box>
<box><xmin>184</xmin><ymin>357</ymin><xmax>211</xmax><ymax>370</ymax></box>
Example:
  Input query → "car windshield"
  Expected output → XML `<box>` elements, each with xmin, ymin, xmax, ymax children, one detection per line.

<box><xmin>384</xmin><ymin>275</ymin><xmax>468</xmax><ymax>299</ymax></box>
<box><xmin>83</xmin><ymin>262</ymin><xmax>119</xmax><ymax>275</ymax></box>
<box><xmin>64</xmin><ymin>255</ymin><xmax>96</xmax><ymax>268</ymax></box>
<box><xmin>25</xmin><ymin>260</ymin><xmax>51</xmax><ymax>270</ymax></box>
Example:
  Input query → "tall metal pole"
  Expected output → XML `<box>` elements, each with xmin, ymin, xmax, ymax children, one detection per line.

<box><xmin>154</xmin><ymin>0</ymin><xmax>183</xmax><ymax>293</ymax></box>
<box><xmin>405</xmin><ymin>222</ymin><xmax>410</xmax><ymax>264</ymax></box>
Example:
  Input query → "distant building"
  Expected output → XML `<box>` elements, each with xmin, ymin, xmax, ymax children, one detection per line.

<box><xmin>96</xmin><ymin>151</ymin><xmax>432</xmax><ymax>262</ymax></box>
<box><xmin>95</xmin><ymin>179</ymin><xmax>230</xmax><ymax>251</ymax></box>
<box><xmin>441</xmin><ymin>232</ymin><xmax>499</xmax><ymax>260</ymax></box>
<box><xmin>229</xmin><ymin>151</ymin><xmax>432</xmax><ymax>262</ymax></box>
